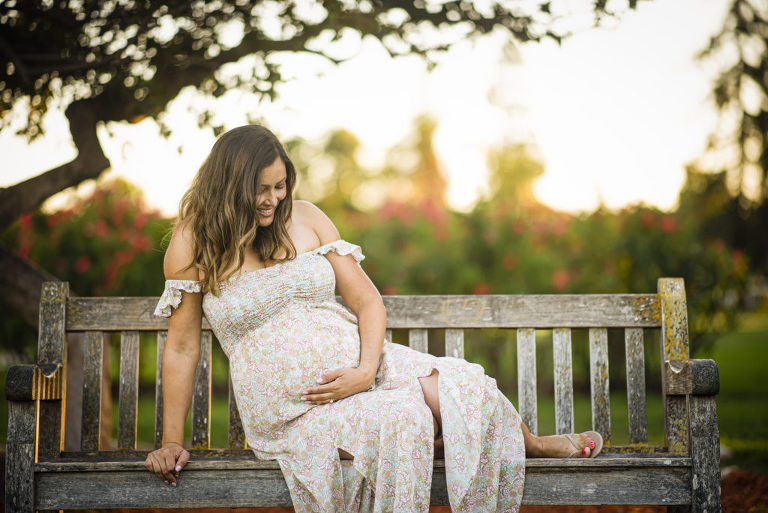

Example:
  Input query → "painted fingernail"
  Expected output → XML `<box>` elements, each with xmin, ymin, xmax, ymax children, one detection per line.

<box><xmin>171</xmin><ymin>482</ymin><xmax>177</xmax><ymax>487</ymax></box>
<box><xmin>175</xmin><ymin>465</ymin><xmax>182</xmax><ymax>472</ymax></box>
<box><xmin>582</xmin><ymin>448</ymin><xmax>587</xmax><ymax>455</ymax></box>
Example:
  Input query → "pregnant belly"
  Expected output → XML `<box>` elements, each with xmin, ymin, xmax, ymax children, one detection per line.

<box><xmin>230</xmin><ymin>317</ymin><xmax>361</xmax><ymax>435</ymax></box>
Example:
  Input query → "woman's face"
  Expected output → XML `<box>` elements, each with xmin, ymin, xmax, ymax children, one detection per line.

<box><xmin>255</xmin><ymin>156</ymin><xmax>288</xmax><ymax>226</ymax></box>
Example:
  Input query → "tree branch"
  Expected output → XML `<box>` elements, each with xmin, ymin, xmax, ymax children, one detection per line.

<box><xmin>0</xmin><ymin>99</ymin><xmax>110</xmax><ymax>230</ymax></box>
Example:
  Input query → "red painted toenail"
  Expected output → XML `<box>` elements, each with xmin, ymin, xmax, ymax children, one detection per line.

<box><xmin>582</xmin><ymin>447</ymin><xmax>587</xmax><ymax>455</ymax></box>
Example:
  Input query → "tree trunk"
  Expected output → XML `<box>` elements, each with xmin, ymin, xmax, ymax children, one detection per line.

<box><xmin>0</xmin><ymin>245</ymin><xmax>59</xmax><ymax>328</ymax></box>
<box><xmin>0</xmin><ymin>99</ymin><xmax>110</xmax><ymax>230</ymax></box>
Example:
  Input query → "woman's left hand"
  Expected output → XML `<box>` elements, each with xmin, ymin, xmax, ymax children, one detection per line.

<box><xmin>302</xmin><ymin>367</ymin><xmax>374</xmax><ymax>405</ymax></box>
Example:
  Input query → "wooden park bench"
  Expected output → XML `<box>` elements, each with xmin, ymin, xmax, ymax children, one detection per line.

<box><xmin>5</xmin><ymin>277</ymin><xmax>721</xmax><ymax>512</ymax></box>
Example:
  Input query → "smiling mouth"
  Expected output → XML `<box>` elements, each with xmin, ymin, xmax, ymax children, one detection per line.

<box><xmin>257</xmin><ymin>207</ymin><xmax>274</xmax><ymax>217</ymax></box>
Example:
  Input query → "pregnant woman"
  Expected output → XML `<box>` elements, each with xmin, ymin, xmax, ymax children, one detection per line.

<box><xmin>146</xmin><ymin>125</ymin><xmax>602</xmax><ymax>513</ymax></box>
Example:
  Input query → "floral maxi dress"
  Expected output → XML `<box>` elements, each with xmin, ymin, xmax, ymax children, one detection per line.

<box><xmin>154</xmin><ymin>239</ymin><xmax>526</xmax><ymax>513</ymax></box>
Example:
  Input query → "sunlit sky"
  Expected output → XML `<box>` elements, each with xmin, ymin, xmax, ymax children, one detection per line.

<box><xmin>0</xmin><ymin>0</ymin><xmax>730</xmax><ymax>216</ymax></box>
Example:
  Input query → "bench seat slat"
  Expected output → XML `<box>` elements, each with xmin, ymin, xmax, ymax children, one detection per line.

<box><xmin>589</xmin><ymin>328</ymin><xmax>611</xmax><ymax>444</ymax></box>
<box><xmin>118</xmin><ymin>331</ymin><xmax>140</xmax><ymax>450</ymax></box>
<box><xmin>517</xmin><ymin>328</ymin><xmax>537</xmax><ymax>434</ymax></box>
<box><xmin>81</xmin><ymin>331</ymin><xmax>104</xmax><ymax>451</ymax></box>
<box><xmin>66</xmin><ymin>294</ymin><xmax>662</xmax><ymax>330</ymax></box>
<box><xmin>553</xmin><ymin>328</ymin><xmax>574</xmax><ymax>435</ymax></box>
<box><xmin>34</xmin><ymin>461</ymin><xmax>692</xmax><ymax>509</ymax></box>
<box><xmin>625</xmin><ymin>328</ymin><xmax>648</xmax><ymax>444</ymax></box>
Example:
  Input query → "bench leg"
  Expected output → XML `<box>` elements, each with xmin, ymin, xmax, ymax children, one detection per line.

<box><xmin>5</xmin><ymin>401</ymin><xmax>36</xmax><ymax>513</ymax></box>
<box><xmin>689</xmin><ymin>395</ymin><xmax>721</xmax><ymax>513</ymax></box>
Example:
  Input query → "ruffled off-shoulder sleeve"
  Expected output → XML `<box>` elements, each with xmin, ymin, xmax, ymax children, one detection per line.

<box><xmin>154</xmin><ymin>279</ymin><xmax>202</xmax><ymax>318</ymax></box>
<box><xmin>314</xmin><ymin>239</ymin><xmax>365</xmax><ymax>263</ymax></box>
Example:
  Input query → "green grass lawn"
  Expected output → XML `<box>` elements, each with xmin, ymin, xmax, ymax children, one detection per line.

<box><xmin>695</xmin><ymin>312</ymin><xmax>768</xmax><ymax>474</ymax></box>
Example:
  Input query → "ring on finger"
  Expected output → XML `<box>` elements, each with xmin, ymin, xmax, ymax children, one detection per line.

<box><xmin>329</xmin><ymin>398</ymin><xmax>334</xmax><ymax>404</ymax></box>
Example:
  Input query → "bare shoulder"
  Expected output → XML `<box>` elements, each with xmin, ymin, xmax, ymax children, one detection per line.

<box><xmin>292</xmin><ymin>200</ymin><xmax>340</xmax><ymax>245</ymax></box>
<box><xmin>163</xmin><ymin>219</ymin><xmax>200</xmax><ymax>281</ymax></box>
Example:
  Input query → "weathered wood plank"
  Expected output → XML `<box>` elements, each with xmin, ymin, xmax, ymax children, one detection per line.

<box><xmin>517</xmin><ymin>328</ymin><xmax>537</xmax><ymax>435</ymax></box>
<box><xmin>589</xmin><ymin>328</ymin><xmax>611</xmax><ymax>444</ymax></box>
<box><xmin>689</xmin><ymin>395</ymin><xmax>721</xmax><ymax>513</ymax></box>
<box><xmin>6</xmin><ymin>401</ymin><xmax>36</xmax><ymax>512</ymax></box>
<box><xmin>81</xmin><ymin>331</ymin><xmax>103</xmax><ymax>451</ymax></box>
<box><xmin>37</xmin><ymin>281</ymin><xmax>68</xmax><ymax>459</ymax></box>
<box><xmin>118</xmin><ymin>331</ymin><xmax>140</xmax><ymax>450</ymax></box>
<box><xmin>625</xmin><ymin>328</ymin><xmax>648</xmax><ymax>444</ymax></box>
<box><xmin>553</xmin><ymin>328</ymin><xmax>574</xmax><ymax>435</ymax></box>
<box><xmin>34</xmin><ymin>461</ymin><xmax>692</xmax><ymax>509</ymax></box>
<box><xmin>228</xmin><ymin>375</ymin><xmax>246</xmax><ymax>449</ymax></box>
<box><xmin>445</xmin><ymin>329</ymin><xmax>464</xmax><ymax>359</ymax></box>
<box><xmin>38</xmin><ymin>455</ymin><xmax>690</xmax><ymax>472</ymax></box>
<box><xmin>664</xmin><ymin>359</ymin><xmax>720</xmax><ymax>396</ymax></box>
<box><xmin>191</xmin><ymin>331</ymin><xmax>212</xmax><ymax>449</ymax></box>
<box><xmin>67</xmin><ymin>294</ymin><xmax>662</xmax><ymax>330</ymax></box>
<box><xmin>408</xmin><ymin>328</ymin><xmax>428</xmax><ymax>353</ymax></box>
<box><xmin>658</xmin><ymin>278</ymin><xmax>690</xmax><ymax>454</ymax></box>
<box><xmin>154</xmin><ymin>331</ymin><xmax>166</xmax><ymax>449</ymax></box>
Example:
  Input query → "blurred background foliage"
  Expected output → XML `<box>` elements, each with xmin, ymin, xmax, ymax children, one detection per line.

<box><xmin>0</xmin><ymin>113</ymin><xmax>766</xmax><ymax>472</ymax></box>
<box><xmin>0</xmin><ymin>114</ymin><xmax>757</xmax><ymax>366</ymax></box>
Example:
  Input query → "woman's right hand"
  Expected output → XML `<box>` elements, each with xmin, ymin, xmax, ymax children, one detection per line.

<box><xmin>145</xmin><ymin>442</ymin><xmax>190</xmax><ymax>486</ymax></box>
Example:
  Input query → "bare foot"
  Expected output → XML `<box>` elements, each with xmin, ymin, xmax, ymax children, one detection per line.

<box><xmin>533</xmin><ymin>432</ymin><xmax>601</xmax><ymax>458</ymax></box>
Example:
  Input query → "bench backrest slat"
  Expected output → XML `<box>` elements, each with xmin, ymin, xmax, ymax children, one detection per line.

<box><xmin>553</xmin><ymin>328</ymin><xmax>574</xmax><ymax>435</ymax></box>
<box><xmin>65</xmin><ymin>294</ymin><xmax>661</xmax><ymax>331</ymax></box>
<box><xmin>659</xmin><ymin>278</ymin><xmax>691</xmax><ymax>454</ymax></box>
<box><xmin>118</xmin><ymin>331</ymin><xmax>140</xmax><ymax>450</ymax></box>
<box><xmin>625</xmin><ymin>328</ymin><xmax>648</xmax><ymax>444</ymax></box>
<box><xmin>154</xmin><ymin>331</ymin><xmax>166</xmax><ymax>449</ymax></box>
<box><xmin>516</xmin><ymin>328</ymin><xmax>537</xmax><ymax>435</ymax></box>
<box><xmin>191</xmin><ymin>332</ymin><xmax>212</xmax><ymax>449</ymax></box>
<box><xmin>81</xmin><ymin>331</ymin><xmax>104</xmax><ymax>451</ymax></box>
<box><xmin>445</xmin><ymin>329</ymin><xmax>464</xmax><ymax>359</ymax></box>
<box><xmin>408</xmin><ymin>329</ymin><xmax>428</xmax><ymax>353</ymax></box>
<box><xmin>589</xmin><ymin>328</ymin><xmax>611</xmax><ymax>444</ymax></box>
<box><xmin>228</xmin><ymin>375</ymin><xmax>246</xmax><ymax>449</ymax></box>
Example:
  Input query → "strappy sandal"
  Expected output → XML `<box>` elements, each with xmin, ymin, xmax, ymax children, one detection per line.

<box><xmin>565</xmin><ymin>431</ymin><xmax>603</xmax><ymax>458</ymax></box>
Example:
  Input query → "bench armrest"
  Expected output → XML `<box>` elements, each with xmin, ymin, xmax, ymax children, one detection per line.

<box><xmin>664</xmin><ymin>359</ymin><xmax>719</xmax><ymax>396</ymax></box>
<box><xmin>5</xmin><ymin>363</ymin><xmax>63</xmax><ymax>402</ymax></box>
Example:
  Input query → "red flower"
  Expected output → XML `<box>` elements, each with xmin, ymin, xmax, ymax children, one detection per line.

<box><xmin>75</xmin><ymin>256</ymin><xmax>91</xmax><ymax>274</ymax></box>
<box><xmin>509</xmin><ymin>220</ymin><xmax>526</xmax><ymax>235</ymax></box>
<box><xmin>133</xmin><ymin>213</ymin><xmax>149</xmax><ymax>230</ymax></box>
<box><xmin>19</xmin><ymin>213</ymin><xmax>32</xmax><ymax>232</ymax></box>
<box><xmin>473</xmin><ymin>283</ymin><xmax>491</xmax><ymax>295</ymax></box>
<box><xmin>502</xmin><ymin>254</ymin><xmax>518</xmax><ymax>271</ymax></box>
<box><xmin>131</xmin><ymin>234</ymin><xmax>149</xmax><ymax>251</ymax></box>
<box><xmin>661</xmin><ymin>216</ymin><xmax>677</xmax><ymax>234</ymax></box>
<box><xmin>552</xmin><ymin>269</ymin><xmax>569</xmax><ymax>291</ymax></box>
<box><xmin>380</xmin><ymin>285</ymin><xmax>398</xmax><ymax>295</ymax></box>
<box><xmin>641</xmin><ymin>211</ymin><xmax>655</xmax><ymax>228</ymax></box>
<box><xmin>93</xmin><ymin>220</ymin><xmax>108</xmax><ymax>238</ymax></box>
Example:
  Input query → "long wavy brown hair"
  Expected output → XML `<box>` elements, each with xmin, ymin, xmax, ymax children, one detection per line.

<box><xmin>177</xmin><ymin>125</ymin><xmax>297</xmax><ymax>296</ymax></box>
